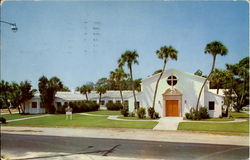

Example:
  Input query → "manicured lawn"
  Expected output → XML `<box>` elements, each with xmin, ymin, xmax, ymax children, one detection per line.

<box><xmin>202</xmin><ymin>118</ymin><xmax>235</xmax><ymax>121</ymax></box>
<box><xmin>1</xmin><ymin>114</ymin><xmax>41</xmax><ymax>120</ymax></box>
<box><xmin>183</xmin><ymin>117</ymin><xmax>235</xmax><ymax>121</ymax></box>
<box><xmin>178</xmin><ymin>120</ymin><xmax>249</xmax><ymax>133</ymax></box>
<box><xmin>231</xmin><ymin>112</ymin><xmax>249</xmax><ymax>118</ymax></box>
<box><xmin>4</xmin><ymin>114</ymin><xmax>157</xmax><ymax>129</ymax></box>
<box><xmin>118</xmin><ymin>116</ymin><xmax>159</xmax><ymax>120</ymax></box>
<box><xmin>86</xmin><ymin>110</ymin><xmax>121</xmax><ymax>115</ymax></box>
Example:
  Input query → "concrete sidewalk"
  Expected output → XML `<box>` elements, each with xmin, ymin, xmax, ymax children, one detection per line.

<box><xmin>153</xmin><ymin>117</ymin><xmax>183</xmax><ymax>130</ymax></box>
<box><xmin>1</xmin><ymin>126</ymin><xmax>248</xmax><ymax>146</ymax></box>
<box><xmin>6</xmin><ymin>114</ymin><xmax>51</xmax><ymax>122</ymax></box>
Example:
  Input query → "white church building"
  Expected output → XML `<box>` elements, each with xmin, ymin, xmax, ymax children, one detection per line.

<box><xmin>24</xmin><ymin>69</ymin><xmax>224</xmax><ymax>117</ymax></box>
<box><xmin>127</xmin><ymin>69</ymin><xmax>223</xmax><ymax>118</ymax></box>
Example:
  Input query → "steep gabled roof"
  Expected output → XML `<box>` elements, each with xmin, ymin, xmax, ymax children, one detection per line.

<box><xmin>142</xmin><ymin>68</ymin><xmax>207</xmax><ymax>82</ymax></box>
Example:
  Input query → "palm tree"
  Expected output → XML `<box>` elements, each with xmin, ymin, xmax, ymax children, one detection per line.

<box><xmin>110</xmin><ymin>67</ymin><xmax>128</xmax><ymax>106</ymax></box>
<box><xmin>118</xmin><ymin>50</ymin><xmax>139</xmax><ymax>109</ymax></box>
<box><xmin>79</xmin><ymin>84</ymin><xmax>92</xmax><ymax>101</ymax></box>
<box><xmin>19</xmin><ymin>81</ymin><xmax>36</xmax><ymax>113</ymax></box>
<box><xmin>96</xmin><ymin>86</ymin><xmax>107</xmax><ymax>105</ymax></box>
<box><xmin>38</xmin><ymin>76</ymin><xmax>63</xmax><ymax>113</ymax></box>
<box><xmin>196</xmin><ymin>41</ymin><xmax>228</xmax><ymax>111</ymax></box>
<box><xmin>152</xmin><ymin>46</ymin><xmax>178</xmax><ymax>109</ymax></box>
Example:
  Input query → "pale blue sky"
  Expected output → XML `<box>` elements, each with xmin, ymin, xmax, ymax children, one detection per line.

<box><xmin>1</xmin><ymin>1</ymin><xmax>248</xmax><ymax>89</ymax></box>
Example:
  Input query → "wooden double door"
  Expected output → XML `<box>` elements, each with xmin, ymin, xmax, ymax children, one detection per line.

<box><xmin>165</xmin><ymin>100</ymin><xmax>179</xmax><ymax>117</ymax></box>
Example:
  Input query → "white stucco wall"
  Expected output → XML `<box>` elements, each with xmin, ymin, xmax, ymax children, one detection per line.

<box><xmin>128</xmin><ymin>69</ymin><xmax>218</xmax><ymax>117</ymax></box>
<box><xmin>205</xmin><ymin>91</ymin><xmax>223</xmax><ymax>117</ymax></box>
<box><xmin>24</xmin><ymin>98</ymin><xmax>45</xmax><ymax>114</ymax></box>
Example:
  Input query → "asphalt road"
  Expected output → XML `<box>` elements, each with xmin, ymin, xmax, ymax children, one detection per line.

<box><xmin>1</xmin><ymin>133</ymin><xmax>249</xmax><ymax>160</ymax></box>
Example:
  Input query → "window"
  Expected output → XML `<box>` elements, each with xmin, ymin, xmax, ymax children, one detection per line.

<box><xmin>108</xmin><ymin>100</ymin><xmax>113</xmax><ymax>103</ymax></box>
<box><xmin>116</xmin><ymin>100</ymin><xmax>121</xmax><ymax>104</ymax></box>
<box><xmin>209</xmin><ymin>101</ymin><xmax>215</xmax><ymax>110</ymax></box>
<box><xmin>32</xmin><ymin>102</ymin><xmax>37</xmax><ymax>108</ymax></box>
<box><xmin>136</xmin><ymin>101</ymin><xmax>140</xmax><ymax>108</ymax></box>
<box><xmin>100</xmin><ymin>100</ymin><xmax>105</xmax><ymax>105</ymax></box>
<box><xmin>167</xmin><ymin>75</ymin><xmax>178</xmax><ymax>86</ymax></box>
<box><xmin>124</xmin><ymin>100</ymin><xmax>129</xmax><ymax>106</ymax></box>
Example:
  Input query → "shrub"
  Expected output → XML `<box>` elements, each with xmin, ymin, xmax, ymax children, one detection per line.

<box><xmin>185</xmin><ymin>107</ymin><xmax>209</xmax><ymax>120</ymax></box>
<box><xmin>0</xmin><ymin>117</ymin><xmax>6</xmax><ymax>124</ymax></box>
<box><xmin>137</xmin><ymin>107</ymin><xmax>146</xmax><ymax>119</ymax></box>
<box><xmin>121</xmin><ymin>106</ymin><xmax>129</xmax><ymax>117</ymax></box>
<box><xmin>199</xmin><ymin>107</ymin><xmax>210</xmax><ymax>119</ymax></box>
<box><xmin>48</xmin><ymin>104</ymin><xmax>56</xmax><ymax>114</ymax></box>
<box><xmin>154</xmin><ymin>112</ymin><xmax>160</xmax><ymax>119</ymax></box>
<box><xmin>69</xmin><ymin>101</ymin><xmax>99</xmax><ymax>113</ymax></box>
<box><xmin>56</xmin><ymin>103</ymin><xmax>67</xmax><ymax>114</ymax></box>
<box><xmin>185</xmin><ymin>112</ymin><xmax>191</xmax><ymax>119</ymax></box>
<box><xmin>106</xmin><ymin>102</ymin><xmax>122</xmax><ymax>110</ymax></box>
<box><xmin>147</xmin><ymin>107</ymin><xmax>160</xmax><ymax>119</ymax></box>
<box><xmin>148</xmin><ymin>107</ymin><xmax>155</xmax><ymax>118</ymax></box>
<box><xmin>129</xmin><ymin>112</ymin><xmax>135</xmax><ymax>117</ymax></box>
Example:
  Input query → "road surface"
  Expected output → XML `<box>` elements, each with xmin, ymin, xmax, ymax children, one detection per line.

<box><xmin>1</xmin><ymin>133</ymin><xmax>249</xmax><ymax>160</ymax></box>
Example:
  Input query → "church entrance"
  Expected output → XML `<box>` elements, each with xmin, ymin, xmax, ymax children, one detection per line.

<box><xmin>162</xmin><ymin>88</ymin><xmax>182</xmax><ymax>117</ymax></box>
<box><xmin>165</xmin><ymin>100</ymin><xmax>179</xmax><ymax>116</ymax></box>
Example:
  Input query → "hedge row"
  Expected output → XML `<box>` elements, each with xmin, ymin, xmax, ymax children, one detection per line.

<box><xmin>56</xmin><ymin>101</ymin><xmax>99</xmax><ymax>113</ymax></box>
<box><xmin>106</xmin><ymin>102</ymin><xmax>123</xmax><ymax>110</ymax></box>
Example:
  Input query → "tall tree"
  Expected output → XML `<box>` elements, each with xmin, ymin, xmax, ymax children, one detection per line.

<box><xmin>152</xmin><ymin>46</ymin><xmax>178</xmax><ymax>109</ymax></box>
<box><xmin>38</xmin><ymin>76</ymin><xmax>63</xmax><ymax>113</ymax></box>
<box><xmin>96</xmin><ymin>78</ymin><xmax>109</xmax><ymax>89</ymax></box>
<box><xmin>133</xmin><ymin>78</ymin><xmax>142</xmax><ymax>92</ymax></box>
<box><xmin>8</xmin><ymin>81</ymin><xmax>36</xmax><ymax>114</ymax></box>
<box><xmin>19</xmin><ymin>81</ymin><xmax>36</xmax><ymax>113</ymax></box>
<box><xmin>196</xmin><ymin>41</ymin><xmax>228</xmax><ymax>110</ymax></box>
<box><xmin>0</xmin><ymin>80</ymin><xmax>12</xmax><ymax>114</ymax></box>
<box><xmin>225</xmin><ymin>57</ymin><xmax>249</xmax><ymax>111</ymax></box>
<box><xmin>110</xmin><ymin>67</ymin><xmax>128</xmax><ymax>106</ymax></box>
<box><xmin>209</xmin><ymin>69</ymin><xmax>227</xmax><ymax>94</ymax></box>
<box><xmin>79</xmin><ymin>84</ymin><xmax>93</xmax><ymax>101</ymax></box>
<box><xmin>96</xmin><ymin>86</ymin><xmax>107</xmax><ymax>105</ymax></box>
<box><xmin>9</xmin><ymin>82</ymin><xmax>22</xmax><ymax>113</ymax></box>
<box><xmin>118</xmin><ymin>50</ymin><xmax>139</xmax><ymax>109</ymax></box>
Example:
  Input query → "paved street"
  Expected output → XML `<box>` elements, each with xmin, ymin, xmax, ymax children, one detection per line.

<box><xmin>1</xmin><ymin>133</ymin><xmax>249</xmax><ymax>160</ymax></box>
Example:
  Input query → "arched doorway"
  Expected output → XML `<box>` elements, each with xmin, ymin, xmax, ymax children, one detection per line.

<box><xmin>162</xmin><ymin>88</ymin><xmax>182</xmax><ymax>117</ymax></box>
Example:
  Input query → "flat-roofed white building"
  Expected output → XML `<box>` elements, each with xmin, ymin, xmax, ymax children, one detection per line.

<box><xmin>24</xmin><ymin>90</ymin><xmax>133</xmax><ymax>114</ymax></box>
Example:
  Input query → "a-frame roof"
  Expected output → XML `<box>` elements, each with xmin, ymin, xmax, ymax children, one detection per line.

<box><xmin>142</xmin><ymin>68</ymin><xmax>207</xmax><ymax>82</ymax></box>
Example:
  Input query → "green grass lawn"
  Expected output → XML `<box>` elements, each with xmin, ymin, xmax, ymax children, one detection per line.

<box><xmin>231</xmin><ymin>112</ymin><xmax>249</xmax><ymax>118</ymax></box>
<box><xmin>4</xmin><ymin>114</ymin><xmax>157</xmax><ymax>129</ymax></box>
<box><xmin>1</xmin><ymin>114</ymin><xmax>42</xmax><ymax>120</ymax></box>
<box><xmin>118</xmin><ymin>116</ymin><xmax>159</xmax><ymax>120</ymax></box>
<box><xmin>183</xmin><ymin>117</ymin><xmax>235</xmax><ymax>121</ymax></box>
<box><xmin>202</xmin><ymin>118</ymin><xmax>235</xmax><ymax>121</ymax></box>
<box><xmin>178</xmin><ymin>112</ymin><xmax>249</xmax><ymax>133</ymax></box>
<box><xmin>86</xmin><ymin>110</ymin><xmax>121</xmax><ymax>115</ymax></box>
<box><xmin>178</xmin><ymin>120</ymin><xmax>249</xmax><ymax>133</ymax></box>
